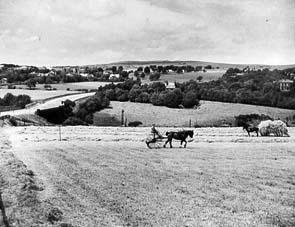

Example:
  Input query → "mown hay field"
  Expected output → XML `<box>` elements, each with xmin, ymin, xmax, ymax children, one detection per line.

<box><xmin>98</xmin><ymin>101</ymin><xmax>295</xmax><ymax>127</ymax></box>
<box><xmin>2</xmin><ymin>126</ymin><xmax>295</xmax><ymax>227</ymax></box>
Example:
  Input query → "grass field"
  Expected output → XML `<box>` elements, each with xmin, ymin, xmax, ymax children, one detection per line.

<box><xmin>0</xmin><ymin>88</ymin><xmax>78</xmax><ymax>100</ymax></box>
<box><xmin>97</xmin><ymin>101</ymin><xmax>295</xmax><ymax>127</ymax></box>
<box><xmin>1</xmin><ymin>126</ymin><xmax>294</xmax><ymax>227</ymax></box>
<box><xmin>13</xmin><ymin>81</ymin><xmax>114</xmax><ymax>91</ymax></box>
<box><xmin>157</xmin><ymin>70</ymin><xmax>226</xmax><ymax>83</ymax></box>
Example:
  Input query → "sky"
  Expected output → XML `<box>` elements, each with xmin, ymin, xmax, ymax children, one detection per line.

<box><xmin>0</xmin><ymin>0</ymin><xmax>294</xmax><ymax>66</ymax></box>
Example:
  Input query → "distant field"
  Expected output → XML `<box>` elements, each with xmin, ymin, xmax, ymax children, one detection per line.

<box><xmin>98</xmin><ymin>101</ymin><xmax>295</xmax><ymax>127</ymax></box>
<box><xmin>14</xmin><ymin>81</ymin><xmax>114</xmax><ymax>91</ymax></box>
<box><xmin>156</xmin><ymin>70</ymin><xmax>225</xmax><ymax>83</ymax></box>
<box><xmin>0</xmin><ymin>88</ymin><xmax>78</xmax><ymax>100</ymax></box>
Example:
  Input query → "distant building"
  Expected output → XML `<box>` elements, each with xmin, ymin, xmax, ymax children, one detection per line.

<box><xmin>165</xmin><ymin>82</ymin><xmax>176</xmax><ymax>90</ymax></box>
<box><xmin>278</xmin><ymin>79</ymin><xmax>293</xmax><ymax>92</ymax></box>
<box><xmin>80</xmin><ymin>73</ymin><xmax>94</xmax><ymax>79</ymax></box>
<box><xmin>109</xmin><ymin>74</ymin><xmax>120</xmax><ymax>79</ymax></box>
<box><xmin>0</xmin><ymin>78</ymin><xmax>7</xmax><ymax>84</ymax></box>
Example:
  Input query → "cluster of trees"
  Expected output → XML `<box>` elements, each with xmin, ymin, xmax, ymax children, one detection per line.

<box><xmin>98</xmin><ymin>79</ymin><xmax>200</xmax><ymax>109</ymax></box>
<box><xmin>63</xmin><ymin>79</ymin><xmax>201</xmax><ymax>125</ymax></box>
<box><xmin>0</xmin><ymin>93</ymin><xmax>31</xmax><ymax>108</ymax></box>
<box><xmin>134</xmin><ymin>64</ymin><xmax>210</xmax><ymax>77</ymax></box>
<box><xmin>186</xmin><ymin>67</ymin><xmax>295</xmax><ymax>109</ymax></box>
<box><xmin>74</xmin><ymin>92</ymin><xmax>110</xmax><ymax>124</ymax></box>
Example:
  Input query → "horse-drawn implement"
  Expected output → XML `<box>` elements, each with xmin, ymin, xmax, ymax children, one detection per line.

<box><xmin>145</xmin><ymin>130</ymin><xmax>194</xmax><ymax>149</ymax></box>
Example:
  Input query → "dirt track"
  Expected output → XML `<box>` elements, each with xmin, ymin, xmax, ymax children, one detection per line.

<box><xmin>2</xmin><ymin>126</ymin><xmax>295</xmax><ymax>227</ymax></box>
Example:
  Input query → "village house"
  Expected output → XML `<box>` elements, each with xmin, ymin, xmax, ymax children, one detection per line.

<box><xmin>80</xmin><ymin>73</ymin><xmax>94</xmax><ymax>79</ymax></box>
<box><xmin>109</xmin><ymin>73</ymin><xmax>120</xmax><ymax>80</ymax></box>
<box><xmin>278</xmin><ymin>79</ymin><xmax>293</xmax><ymax>92</ymax></box>
<box><xmin>165</xmin><ymin>82</ymin><xmax>176</xmax><ymax>90</ymax></box>
<box><xmin>0</xmin><ymin>78</ymin><xmax>8</xmax><ymax>84</ymax></box>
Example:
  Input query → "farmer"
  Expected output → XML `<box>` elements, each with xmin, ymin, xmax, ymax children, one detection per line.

<box><xmin>151</xmin><ymin>124</ymin><xmax>161</xmax><ymax>141</ymax></box>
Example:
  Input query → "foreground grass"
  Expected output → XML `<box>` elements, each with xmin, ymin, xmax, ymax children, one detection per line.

<box><xmin>4</xmin><ymin>126</ymin><xmax>295</xmax><ymax>227</ymax></box>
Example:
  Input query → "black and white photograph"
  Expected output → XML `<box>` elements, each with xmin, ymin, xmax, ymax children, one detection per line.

<box><xmin>0</xmin><ymin>0</ymin><xmax>295</xmax><ymax>226</ymax></box>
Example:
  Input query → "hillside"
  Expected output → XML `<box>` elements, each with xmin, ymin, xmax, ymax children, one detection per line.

<box><xmin>97</xmin><ymin>101</ymin><xmax>295</xmax><ymax>127</ymax></box>
<box><xmin>94</xmin><ymin>60</ymin><xmax>295</xmax><ymax>71</ymax></box>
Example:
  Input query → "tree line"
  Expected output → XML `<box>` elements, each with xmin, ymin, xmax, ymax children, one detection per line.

<box><xmin>194</xmin><ymin>67</ymin><xmax>295</xmax><ymax>109</ymax></box>
<box><xmin>0</xmin><ymin>63</ymin><xmax>211</xmax><ymax>86</ymax></box>
<box><xmin>0</xmin><ymin>93</ymin><xmax>31</xmax><ymax>109</ymax></box>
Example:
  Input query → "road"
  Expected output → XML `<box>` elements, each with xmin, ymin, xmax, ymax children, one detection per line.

<box><xmin>0</xmin><ymin>92</ymin><xmax>95</xmax><ymax>116</ymax></box>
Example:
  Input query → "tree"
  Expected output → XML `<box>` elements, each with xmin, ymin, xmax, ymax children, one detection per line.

<box><xmin>111</xmin><ymin>66</ymin><xmax>117</xmax><ymax>73</ymax></box>
<box><xmin>26</xmin><ymin>79</ymin><xmax>36</xmax><ymax>89</ymax></box>
<box><xmin>163</xmin><ymin>88</ymin><xmax>183</xmax><ymax>108</ymax></box>
<box><xmin>197</xmin><ymin>76</ymin><xmax>203</xmax><ymax>82</ymax></box>
<box><xmin>157</xmin><ymin>65</ymin><xmax>163</xmax><ymax>72</ymax></box>
<box><xmin>182</xmin><ymin>91</ymin><xmax>200</xmax><ymax>108</ymax></box>
<box><xmin>144</xmin><ymin>66</ymin><xmax>151</xmax><ymax>74</ymax></box>
<box><xmin>118</xmin><ymin>66</ymin><xmax>123</xmax><ymax>72</ymax></box>
<box><xmin>105</xmin><ymin>89</ymin><xmax>116</xmax><ymax>100</ymax></box>
<box><xmin>176</xmin><ymin>67</ymin><xmax>183</xmax><ymax>74</ymax></box>
<box><xmin>149</xmin><ymin>72</ymin><xmax>161</xmax><ymax>81</ymax></box>
<box><xmin>15</xmin><ymin>95</ymin><xmax>31</xmax><ymax>108</ymax></box>
<box><xmin>3</xmin><ymin>93</ymin><xmax>15</xmax><ymax>106</ymax></box>
<box><xmin>120</xmin><ymin>70</ymin><xmax>129</xmax><ymax>78</ymax></box>
<box><xmin>149</xmin><ymin>82</ymin><xmax>166</xmax><ymax>93</ymax></box>
<box><xmin>195</xmin><ymin>66</ymin><xmax>202</xmax><ymax>71</ymax></box>
<box><xmin>150</xmin><ymin>93</ymin><xmax>164</xmax><ymax>106</ymax></box>
<box><xmin>204</xmin><ymin>65</ymin><xmax>213</xmax><ymax>70</ymax></box>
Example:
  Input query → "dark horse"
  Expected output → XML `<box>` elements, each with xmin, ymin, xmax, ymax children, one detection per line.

<box><xmin>242</xmin><ymin>123</ymin><xmax>259</xmax><ymax>137</ymax></box>
<box><xmin>164</xmin><ymin>130</ymin><xmax>194</xmax><ymax>148</ymax></box>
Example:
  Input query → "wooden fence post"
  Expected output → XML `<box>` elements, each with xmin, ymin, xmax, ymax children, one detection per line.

<box><xmin>121</xmin><ymin>109</ymin><xmax>125</xmax><ymax>126</ymax></box>
<box><xmin>0</xmin><ymin>191</ymin><xmax>10</xmax><ymax>227</ymax></box>
<box><xmin>59</xmin><ymin>126</ymin><xmax>61</xmax><ymax>141</ymax></box>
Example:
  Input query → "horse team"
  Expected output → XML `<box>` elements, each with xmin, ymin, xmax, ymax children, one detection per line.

<box><xmin>146</xmin><ymin>130</ymin><xmax>194</xmax><ymax>149</ymax></box>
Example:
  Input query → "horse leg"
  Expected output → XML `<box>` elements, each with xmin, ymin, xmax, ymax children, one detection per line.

<box><xmin>169</xmin><ymin>139</ymin><xmax>173</xmax><ymax>148</ymax></box>
<box><xmin>183</xmin><ymin>140</ymin><xmax>187</xmax><ymax>148</ymax></box>
<box><xmin>164</xmin><ymin>139</ymin><xmax>168</xmax><ymax>148</ymax></box>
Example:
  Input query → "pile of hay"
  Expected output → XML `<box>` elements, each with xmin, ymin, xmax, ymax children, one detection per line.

<box><xmin>258</xmin><ymin>120</ymin><xmax>290</xmax><ymax>137</ymax></box>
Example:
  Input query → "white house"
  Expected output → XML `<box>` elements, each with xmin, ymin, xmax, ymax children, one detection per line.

<box><xmin>278</xmin><ymin>79</ymin><xmax>293</xmax><ymax>92</ymax></box>
<box><xmin>109</xmin><ymin>73</ymin><xmax>120</xmax><ymax>79</ymax></box>
<box><xmin>165</xmin><ymin>82</ymin><xmax>176</xmax><ymax>90</ymax></box>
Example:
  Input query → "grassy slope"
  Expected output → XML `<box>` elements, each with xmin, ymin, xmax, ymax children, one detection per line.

<box><xmin>14</xmin><ymin>81</ymin><xmax>113</xmax><ymax>91</ymax></box>
<box><xmin>97</xmin><ymin>101</ymin><xmax>295</xmax><ymax>127</ymax></box>
<box><xmin>5</xmin><ymin>126</ymin><xmax>295</xmax><ymax>227</ymax></box>
<box><xmin>0</xmin><ymin>88</ymin><xmax>77</xmax><ymax>100</ymax></box>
